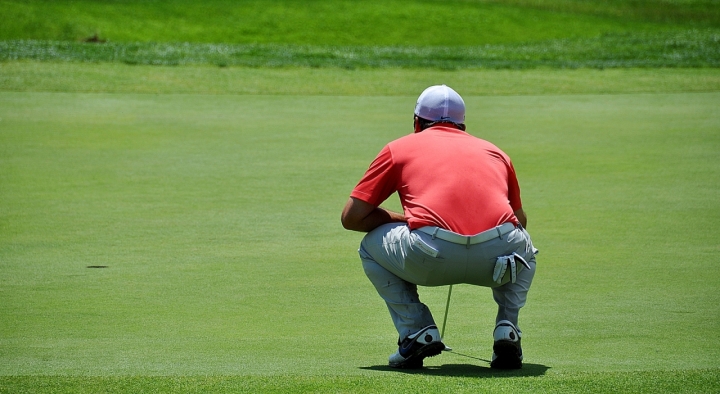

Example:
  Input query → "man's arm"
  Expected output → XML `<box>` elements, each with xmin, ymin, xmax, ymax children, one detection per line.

<box><xmin>514</xmin><ymin>208</ymin><xmax>528</xmax><ymax>229</ymax></box>
<box><xmin>341</xmin><ymin>197</ymin><xmax>406</xmax><ymax>232</ymax></box>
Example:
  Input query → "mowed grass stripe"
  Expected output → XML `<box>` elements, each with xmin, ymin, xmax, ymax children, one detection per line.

<box><xmin>2</xmin><ymin>62</ymin><xmax>720</xmax><ymax>95</ymax></box>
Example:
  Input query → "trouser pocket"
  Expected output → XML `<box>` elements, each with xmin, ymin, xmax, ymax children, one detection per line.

<box><xmin>493</xmin><ymin>253</ymin><xmax>532</xmax><ymax>284</ymax></box>
<box><xmin>411</xmin><ymin>235</ymin><xmax>439</xmax><ymax>258</ymax></box>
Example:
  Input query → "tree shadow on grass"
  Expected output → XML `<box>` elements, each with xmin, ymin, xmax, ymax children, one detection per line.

<box><xmin>360</xmin><ymin>351</ymin><xmax>550</xmax><ymax>378</ymax></box>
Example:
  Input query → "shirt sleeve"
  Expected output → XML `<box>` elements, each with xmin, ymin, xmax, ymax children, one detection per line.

<box><xmin>350</xmin><ymin>145</ymin><xmax>400</xmax><ymax>207</ymax></box>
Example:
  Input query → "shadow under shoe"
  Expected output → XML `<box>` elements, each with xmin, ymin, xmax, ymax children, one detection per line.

<box><xmin>490</xmin><ymin>320</ymin><xmax>523</xmax><ymax>369</ymax></box>
<box><xmin>389</xmin><ymin>325</ymin><xmax>445</xmax><ymax>369</ymax></box>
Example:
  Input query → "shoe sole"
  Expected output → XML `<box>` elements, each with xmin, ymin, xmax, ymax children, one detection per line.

<box><xmin>490</xmin><ymin>340</ymin><xmax>523</xmax><ymax>369</ymax></box>
<box><xmin>389</xmin><ymin>342</ymin><xmax>445</xmax><ymax>369</ymax></box>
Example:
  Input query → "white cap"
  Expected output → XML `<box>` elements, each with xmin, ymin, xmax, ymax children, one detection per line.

<box><xmin>414</xmin><ymin>85</ymin><xmax>465</xmax><ymax>124</ymax></box>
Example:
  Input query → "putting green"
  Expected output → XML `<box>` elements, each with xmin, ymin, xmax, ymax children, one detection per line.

<box><xmin>1</xmin><ymin>89</ymin><xmax>718</xmax><ymax>381</ymax></box>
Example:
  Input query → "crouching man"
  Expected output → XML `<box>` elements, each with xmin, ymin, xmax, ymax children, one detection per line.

<box><xmin>341</xmin><ymin>85</ymin><xmax>538</xmax><ymax>369</ymax></box>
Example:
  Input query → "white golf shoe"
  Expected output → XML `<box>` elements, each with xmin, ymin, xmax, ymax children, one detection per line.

<box><xmin>388</xmin><ymin>325</ymin><xmax>445</xmax><ymax>369</ymax></box>
<box><xmin>490</xmin><ymin>320</ymin><xmax>523</xmax><ymax>369</ymax></box>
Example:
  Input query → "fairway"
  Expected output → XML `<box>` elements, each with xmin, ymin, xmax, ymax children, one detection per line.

<box><xmin>1</xmin><ymin>85</ymin><xmax>719</xmax><ymax>391</ymax></box>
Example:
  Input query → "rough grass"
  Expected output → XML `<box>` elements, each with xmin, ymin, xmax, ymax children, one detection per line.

<box><xmin>2</xmin><ymin>29</ymin><xmax>719</xmax><ymax>69</ymax></box>
<box><xmin>2</xmin><ymin>0</ymin><xmax>715</xmax><ymax>45</ymax></box>
<box><xmin>482</xmin><ymin>0</ymin><xmax>720</xmax><ymax>27</ymax></box>
<box><xmin>1</xmin><ymin>0</ymin><xmax>719</xmax><ymax>69</ymax></box>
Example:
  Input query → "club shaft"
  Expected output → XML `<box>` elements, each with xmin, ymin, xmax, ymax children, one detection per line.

<box><xmin>440</xmin><ymin>285</ymin><xmax>453</xmax><ymax>339</ymax></box>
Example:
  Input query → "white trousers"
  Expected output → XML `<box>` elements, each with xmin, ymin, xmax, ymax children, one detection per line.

<box><xmin>359</xmin><ymin>223</ymin><xmax>537</xmax><ymax>340</ymax></box>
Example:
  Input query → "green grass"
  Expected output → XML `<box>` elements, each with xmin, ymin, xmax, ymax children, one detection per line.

<box><xmin>1</xmin><ymin>370</ymin><xmax>719</xmax><ymax>393</ymax></box>
<box><xmin>2</xmin><ymin>29</ymin><xmax>720</xmax><ymax>68</ymax></box>
<box><xmin>2</xmin><ymin>62</ymin><xmax>720</xmax><ymax>95</ymax></box>
<box><xmin>1</xmin><ymin>0</ymin><xmax>719</xmax><ymax>69</ymax></box>
<box><xmin>484</xmin><ymin>0</ymin><xmax>720</xmax><ymax>27</ymax></box>
<box><xmin>1</xmin><ymin>82</ymin><xmax>719</xmax><ymax>391</ymax></box>
<box><xmin>1</xmin><ymin>0</ymin><xmax>719</xmax><ymax>392</ymax></box>
<box><xmin>2</xmin><ymin>0</ymin><xmax>715</xmax><ymax>45</ymax></box>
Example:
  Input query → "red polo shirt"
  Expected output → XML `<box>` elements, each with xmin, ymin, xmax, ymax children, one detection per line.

<box><xmin>350</xmin><ymin>125</ymin><xmax>522</xmax><ymax>235</ymax></box>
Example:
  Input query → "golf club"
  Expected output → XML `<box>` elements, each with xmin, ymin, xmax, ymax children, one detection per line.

<box><xmin>440</xmin><ymin>284</ymin><xmax>453</xmax><ymax>352</ymax></box>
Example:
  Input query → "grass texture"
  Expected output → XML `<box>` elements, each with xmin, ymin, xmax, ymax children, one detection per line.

<box><xmin>2</xmin><ymin>29</ymin><xmax>719</xmax><ymax>69</ymax></box>
<box><xmin>3</xmin><ymin>0</ymin><xmax>716</xmax><ymax>45</ymax></box>
<box><xmin>2</xmin><ymin>62</ymin><xmax>720</xmax><ymax>95</ymax></box>
<box><xmin>1</xmin><ymin>0</ymin><xmax>719</xmax><ymax>69</ymax></box>
<box><xmin>1</xmin><ymin>370</ymin><xmax>719</xmax><ymax>393</ymax></box>
<box><xmin>1</xmin><ymin>87</ymin><xmax>719</xmax><ymax>392</ymax></box>
<box><xmin>1</xmin><ymin>0</ymin><xmax>719</xmax><ymax>392</ymax></box>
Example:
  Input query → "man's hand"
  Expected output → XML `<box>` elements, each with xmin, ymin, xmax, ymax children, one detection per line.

<box><xmin>341</xmin><ymin>197</ymin><xmax>406</xmax><ymax>232</ymax></box>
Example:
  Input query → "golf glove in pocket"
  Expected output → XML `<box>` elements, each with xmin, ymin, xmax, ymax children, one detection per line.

<box><xmin>493</xmin><ymin>253</ymin><xmax>531</xmax><ymax>284</ymax></box>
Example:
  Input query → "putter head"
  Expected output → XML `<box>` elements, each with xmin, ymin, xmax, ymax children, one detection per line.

<box><xmin>443</xmin><ymin>345</ymin><xmax>452</xmax><ymax>352</ymax></box>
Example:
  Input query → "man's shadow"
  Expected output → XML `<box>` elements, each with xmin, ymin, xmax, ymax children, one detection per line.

<box><xmin>360</xmin><ymin>351</ymin><xmax>550</xmax><ymax>377</ymax></box>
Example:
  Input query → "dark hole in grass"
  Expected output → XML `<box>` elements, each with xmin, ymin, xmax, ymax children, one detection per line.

<box><xmin>83</xmin><ymin>34</ymin><xmax>106</xmax><ymax>44</ymax></box>
<box><xmin>86</xmin><ymin>265</ymin><xmax>108</xmax><ymax>268</ymax></box>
